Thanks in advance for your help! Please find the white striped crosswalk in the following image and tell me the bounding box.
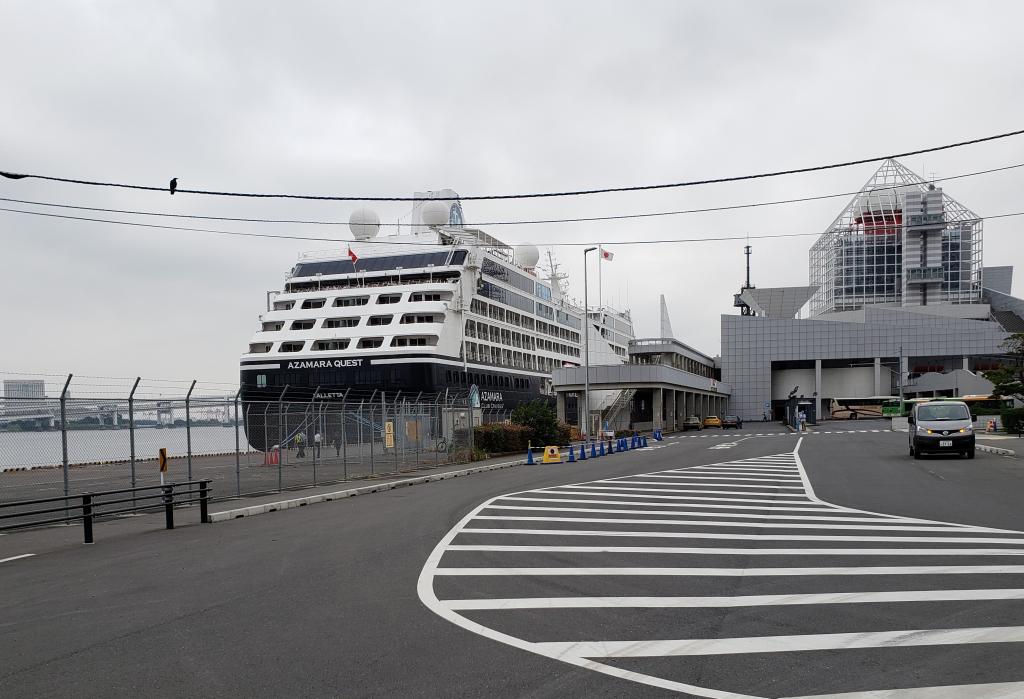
[418,439,1024,698]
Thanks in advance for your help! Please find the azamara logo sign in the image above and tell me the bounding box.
[286,359,363,369]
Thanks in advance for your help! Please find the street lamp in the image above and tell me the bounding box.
[583,247,597,438]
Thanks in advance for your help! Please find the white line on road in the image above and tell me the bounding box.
[432,564,1024,577]
[446,544,1024,556]
[441,588,1024,610]
[786,680,1024,699]
[500,496,827,510]
[458,528,1024,545]
[530,626,1024,658]
[0,553,35,564]
[470,515,1005,533]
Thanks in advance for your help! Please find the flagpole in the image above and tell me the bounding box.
[598,245,603,323]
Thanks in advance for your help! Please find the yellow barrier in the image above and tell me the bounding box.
[541,445,562,463]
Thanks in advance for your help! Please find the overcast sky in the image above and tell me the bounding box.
[3,0,1023,395]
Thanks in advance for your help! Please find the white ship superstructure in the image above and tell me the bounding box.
[240,191,631,447]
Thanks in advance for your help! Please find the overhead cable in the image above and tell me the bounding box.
[2,205,1022,248]
[2,127,1023,201]
[2,161,1022,228]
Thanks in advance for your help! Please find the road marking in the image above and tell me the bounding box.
[502,495,828,509]
[442,588,1024,610]
[788,680,1024,698]
[458,528,1024,545]
[471,515,1003,533]
[531,626,1024,658]
[433,564,1024,577]
[0,553,35,564]
[447,544,1024,556]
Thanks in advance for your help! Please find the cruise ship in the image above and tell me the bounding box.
[239,190,633,447]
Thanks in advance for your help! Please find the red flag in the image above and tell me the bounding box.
[347,246,359,265]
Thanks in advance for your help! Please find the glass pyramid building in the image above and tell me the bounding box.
[808,159,983,316]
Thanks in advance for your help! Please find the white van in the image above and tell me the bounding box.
[908,400,975,460]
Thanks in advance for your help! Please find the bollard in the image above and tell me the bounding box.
[199,480,209,524]
[163,484,175,530]
[579,443,587,461]
[82,493,94,545]
[568,447,576,463]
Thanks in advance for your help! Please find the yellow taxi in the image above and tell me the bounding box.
[702,415,722,428]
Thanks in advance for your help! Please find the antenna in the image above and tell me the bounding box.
[744,244,752,290]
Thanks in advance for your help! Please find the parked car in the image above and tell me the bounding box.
[682,416,703,431]
[909,400,975,459]
[703,415,722,428]
[721,415,743,429]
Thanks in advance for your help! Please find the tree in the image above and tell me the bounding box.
[511,400,560,445]
[984,332,1024,400]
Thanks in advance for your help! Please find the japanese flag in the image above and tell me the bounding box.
[347,246,359,265]
[600,247,614,261]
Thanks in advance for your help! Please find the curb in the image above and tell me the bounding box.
[209,458,527,522]
[977,444,1016,457]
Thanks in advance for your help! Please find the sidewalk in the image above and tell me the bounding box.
[207,453,527,522]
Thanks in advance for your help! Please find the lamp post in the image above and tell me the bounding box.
[583,247,597,438]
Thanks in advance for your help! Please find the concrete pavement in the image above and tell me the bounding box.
[2,428,1023,697]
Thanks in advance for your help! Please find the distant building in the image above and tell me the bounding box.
[3,379,45,400]
[723,159,1022,422]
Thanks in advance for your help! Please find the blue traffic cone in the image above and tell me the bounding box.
[591,442,598,458]
[567,447,576,463]
[642,435,648,447]
[579,443,587,461]
[599,441,606,456]
[526,448,535,465]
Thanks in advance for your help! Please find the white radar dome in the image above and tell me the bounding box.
[349,208,380,240]
[515,245,540,269]
[421,201,451,228]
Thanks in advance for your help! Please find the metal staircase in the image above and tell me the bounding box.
[601,388,636,430]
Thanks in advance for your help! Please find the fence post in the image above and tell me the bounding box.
[128,377,140,508]
[199,480,209,523]
[277,385,288,493]
[60,374,72,519]
[163,483,175,530]
[234,390,241,497]
[82,493,93,544]
[185,380,196,481]
[341,398,348,480]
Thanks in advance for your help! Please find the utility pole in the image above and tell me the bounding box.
[583,247,597,438]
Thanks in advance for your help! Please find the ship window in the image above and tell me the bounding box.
[248,342,272,354]
[272,300,295,311]
[279,341,304,353]
[256,374,267,388]
[261,321,284,332]
[324,317,359,328]
[313,339,351,351]
[368,315,393,326]
[391,335,436,347]
[376,294,401,304]
[400,314,440,324]
[358,337,384,349]
[301,298,326,309]
[410,292,445,302]
[334,296,369,307]
[290,319,316,331]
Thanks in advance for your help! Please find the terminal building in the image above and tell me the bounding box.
[722,159,1022,422]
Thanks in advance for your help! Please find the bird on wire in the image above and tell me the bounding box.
[169,177,177,195]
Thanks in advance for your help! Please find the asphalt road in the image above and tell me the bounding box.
[2,426,1022,698]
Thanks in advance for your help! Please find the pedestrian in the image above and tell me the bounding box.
[333,435,341,457]
[295,431,305,459]
[314,431,322,458]
[762,412,767,422]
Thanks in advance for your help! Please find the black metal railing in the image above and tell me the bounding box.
[0,480,211,544]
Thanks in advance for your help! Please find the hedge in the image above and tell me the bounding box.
[473,421,574,454]
[1001,408,1024,434]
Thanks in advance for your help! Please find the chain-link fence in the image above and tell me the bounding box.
[1,377,475,504]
